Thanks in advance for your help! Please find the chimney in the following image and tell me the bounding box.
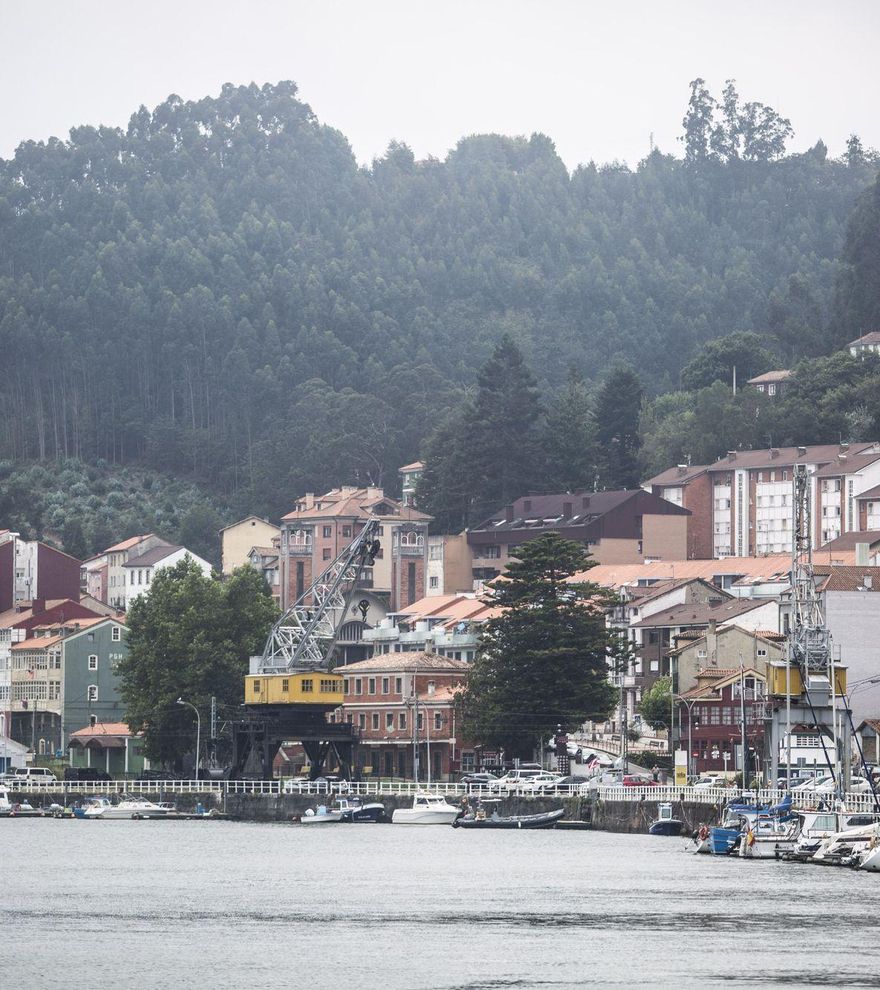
[769,448,779,459]
[840,442,850,454]
[504,504,514,523]
[677,464,688,476]
[727,451,736,462]
[797,446,806,457]
[562,501,573,520]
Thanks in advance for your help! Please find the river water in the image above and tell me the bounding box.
[2,819,879,989]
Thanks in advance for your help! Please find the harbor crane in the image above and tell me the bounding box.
[229,518,381,780]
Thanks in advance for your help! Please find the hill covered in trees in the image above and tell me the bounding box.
[1,80,878,532]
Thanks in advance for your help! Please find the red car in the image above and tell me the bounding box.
[622,774,659,787]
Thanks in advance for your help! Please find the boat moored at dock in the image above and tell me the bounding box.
[391,792,461,825]
[453,808,565,830]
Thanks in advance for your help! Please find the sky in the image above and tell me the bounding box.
[1,1,879,169]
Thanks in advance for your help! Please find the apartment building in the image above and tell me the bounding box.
[84,534,173,609]
[0,531,81,612]
[121,545,212,609]
[278,486,431,612]
[220,516,280,575]
[426,534,473,596]
[398,461,424,507]
[646,442,880,559]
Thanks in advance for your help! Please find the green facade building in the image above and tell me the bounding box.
[62,618,128,745]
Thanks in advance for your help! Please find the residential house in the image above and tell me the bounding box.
[67,722,147,776]
[85,534,173,609]
[847,331,880,358]
[426,534,474,596]
[399,461,424,507]
[746,370,792,397]
[278,486,431,612]
[338,652,470,780]
[856,719,880,767]
[666,624,786,695]
[855,489,880,533]
[220,516,281,575]
[0,530,81,611]
[61,617,128,746]
[678,667,767,777]
[362,594,501,662]
[247,545,281,602]
[0,598,103,742]
[121,545,212,609]
[466,489,691,585]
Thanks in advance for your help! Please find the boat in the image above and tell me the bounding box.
[690,824,712,854]
[391,792,461,825]
[336,797,385,823]
[301,803,344,824]
[857,839,880,872]
[0,787,42,818]
[81,796,171,819]
[648,803,683,837]
[453,808,565,830]
[811,822,880,866]
[738,812,798,859]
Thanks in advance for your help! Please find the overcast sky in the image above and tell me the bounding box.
[2,1,879,169]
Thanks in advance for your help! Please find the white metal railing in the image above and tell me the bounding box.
[595,785,880,812]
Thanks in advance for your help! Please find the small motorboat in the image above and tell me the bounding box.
[738,813,798,859]
[857,838,880,872]
[690,824,712,854]
[0,787,43,817]
[301,803,344,824]
[82,797,170,819]
[391,792,461,825]
[453,807,564,829]
[648,803,683,837]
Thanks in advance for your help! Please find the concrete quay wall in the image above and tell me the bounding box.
[591,795,720,835]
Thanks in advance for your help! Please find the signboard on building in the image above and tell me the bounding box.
[674,748,688,786]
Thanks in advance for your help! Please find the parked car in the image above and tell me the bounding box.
[459,772,498,787]
[63,767,111,782]
[12,767,57,785]
[136,769,182,782]
[534,775,583,794]
[622,774,658,788]
[693,776,726,790]
[518,772,564,792]
[487,769,545,791]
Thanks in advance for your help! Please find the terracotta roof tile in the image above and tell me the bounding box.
[338,651,470,673]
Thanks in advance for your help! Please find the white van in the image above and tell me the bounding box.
[13,767,57,785]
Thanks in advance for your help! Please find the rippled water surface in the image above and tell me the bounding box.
[2,819,879,989]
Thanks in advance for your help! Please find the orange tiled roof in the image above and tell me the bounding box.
[339,652,469,673]
[282,488,430,522]
[398,461,424,473]
[69,722,138,739]
[12,634,65,650]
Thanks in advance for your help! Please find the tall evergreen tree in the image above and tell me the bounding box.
[542,368,599,491]
[458,533,616,758]
[594,366,644,489]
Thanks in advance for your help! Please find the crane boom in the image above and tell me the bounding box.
[255,517,380,675]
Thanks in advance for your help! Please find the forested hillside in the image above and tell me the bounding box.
[1,80,878,524]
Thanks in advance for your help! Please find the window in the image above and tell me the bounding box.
[399,712,407,730]
[429,545,443,561]
[386,713,394,730]
[281,678,289,692]
[395,677,403,694]
[481,545,501,559]
[111,626,121,642]
[323,526,332,538]
[368,677,376,694]
[427,680,435,695]
[757,648,767,658]
[87,632,95,642]
[319,679,336,693]
[358,713,366,730]
[130,571,135,585]
[372,713,380,730]
[429,576,439,589]
[382,677,389,694]
[417,713,423,731]
[354,678,362,695]
[322,548,331,561]
[88,654,98,671]
[301,679,313,693]
[342,526,352,538]
[434,712,442,731]
[252,679,261,694]
[87,684,99,702]
[649,660,659,672]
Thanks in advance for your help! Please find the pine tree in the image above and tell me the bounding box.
[542,368,599,491]
[594,366,644,489]
[458,532,616,758]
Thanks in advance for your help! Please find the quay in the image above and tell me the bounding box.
[5,781,875,829]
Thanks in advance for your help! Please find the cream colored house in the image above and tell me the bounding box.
[220,517,280,575]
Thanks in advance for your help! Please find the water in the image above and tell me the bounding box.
[2,820,879,989]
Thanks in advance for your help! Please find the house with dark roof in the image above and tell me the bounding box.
[121,545,212,609]
[847,331,880,358]
[466,489,690,584]
[746,369,792,398]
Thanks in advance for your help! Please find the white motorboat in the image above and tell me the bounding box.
[857,841,880,872]
[301,803,344,824]
[812,822,880,865]
[391,792,461,825]
[0,787,41,817]
[738,813,798,859]
[82,797,170,819]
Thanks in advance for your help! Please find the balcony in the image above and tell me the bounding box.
[397,543,424,557]
[362,625,400,643]
[431,630,480,650]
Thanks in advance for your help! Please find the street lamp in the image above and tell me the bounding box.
[176,698,201,780]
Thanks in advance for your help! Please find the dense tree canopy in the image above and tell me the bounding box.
[119,559,277,768]
[0,80,877,524]
[458,533,616,757]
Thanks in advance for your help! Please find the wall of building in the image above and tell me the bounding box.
[221,518,280,574]
[0,539,13,612]
[824,591,880,723]
[642,514,688,561]
[62,621,128,744]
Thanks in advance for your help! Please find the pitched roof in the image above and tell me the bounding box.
[679,666,766,700]
[418,683,463,703]
[848,331,880,347]
[570,555,794,590]
[667,624,786,656]
[122,545,182,568]
[643,464,710,487]
[0,599,96,629]
[30,616,108,633]
[398,461,424,473]
[746,370,792,384]
[812,565,880,592]
[338,652,470,673]
[219,516,278,533]
[815,449,880,478]
[103,534,154,553]
[856,719,880,734]
[631,597,770,629]
[707,442,878,473]
[819,529,880,550]
[856,486,880,501]
[12,634,65,650]
[282,487,430,522]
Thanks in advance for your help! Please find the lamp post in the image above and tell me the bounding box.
[176,698,201,780]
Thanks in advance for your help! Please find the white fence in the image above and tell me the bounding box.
[596,785,880,813]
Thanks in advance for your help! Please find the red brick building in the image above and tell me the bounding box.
[678,667,767,778]
[337,652,470,781]
[645,464,713,559]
